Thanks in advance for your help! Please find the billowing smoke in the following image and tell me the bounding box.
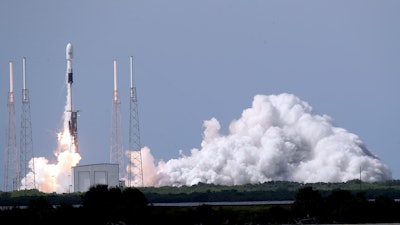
[137,93,391,186]
[20,86,81,193]
[21,90,391,191]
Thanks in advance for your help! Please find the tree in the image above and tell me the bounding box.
[291,186,324,222]
[81,184,148,224]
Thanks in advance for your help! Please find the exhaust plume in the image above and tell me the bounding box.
[21,85,81,193]
[140,93,391,186]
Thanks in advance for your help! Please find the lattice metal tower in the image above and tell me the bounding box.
[110,60,124,181]
[19,57,36,190]
[127,56,144,187]
[4,61,19,191]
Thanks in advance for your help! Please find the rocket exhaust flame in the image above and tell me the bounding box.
[20,84,81,193]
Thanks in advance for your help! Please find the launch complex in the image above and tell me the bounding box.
[3,43,143,193]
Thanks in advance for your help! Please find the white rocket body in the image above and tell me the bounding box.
[66,43,78,153]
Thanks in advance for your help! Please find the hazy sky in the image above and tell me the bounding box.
[1,0,399,188]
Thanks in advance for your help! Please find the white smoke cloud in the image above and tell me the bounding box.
[21,90,391,191]
[20,85,81,193]
[130,146,159,187]
[143,93,391,186]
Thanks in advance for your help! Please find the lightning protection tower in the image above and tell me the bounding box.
[4,61,19,191]
[19,57,36,190]
[111,60,124,182]
[127,56,144,187]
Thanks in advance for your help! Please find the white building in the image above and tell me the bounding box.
[72,163,119,192]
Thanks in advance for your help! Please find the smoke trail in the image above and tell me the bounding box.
[141,93,391,186]
[21,86,81,193]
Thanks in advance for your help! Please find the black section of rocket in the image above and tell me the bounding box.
[66,43,79,153]
[68,72,73,83]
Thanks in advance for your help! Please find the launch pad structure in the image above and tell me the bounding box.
[110,60,125,181]
[3,43,144,192]
[4,58,37,192]
[110,57,144,187]
[4,61,19,192]
[127,56,144,187]
[19,57,36,190]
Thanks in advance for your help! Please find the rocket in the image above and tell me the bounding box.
[66,42,79,153]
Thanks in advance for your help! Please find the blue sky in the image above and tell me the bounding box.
[1,0,400,187]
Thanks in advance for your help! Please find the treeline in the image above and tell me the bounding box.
[140,179,400,203]
[0,189,82,207]
[291,187,400,224]
[1,179,400,206]
[0,185,148,225]
[1,185,400,224]
[149,187,400,224]
[143,188,295,203]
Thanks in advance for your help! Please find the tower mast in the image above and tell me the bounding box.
[20,57,36,189]
[4,61,19,191]
[128,56,144,187]
[111,60,124,183]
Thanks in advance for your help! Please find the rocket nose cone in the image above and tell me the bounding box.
[66,43,73,60]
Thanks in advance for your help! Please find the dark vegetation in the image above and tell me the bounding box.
[140,179,400,203]
[0,180,400,224]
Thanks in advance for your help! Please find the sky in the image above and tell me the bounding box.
[0,1,400,190]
